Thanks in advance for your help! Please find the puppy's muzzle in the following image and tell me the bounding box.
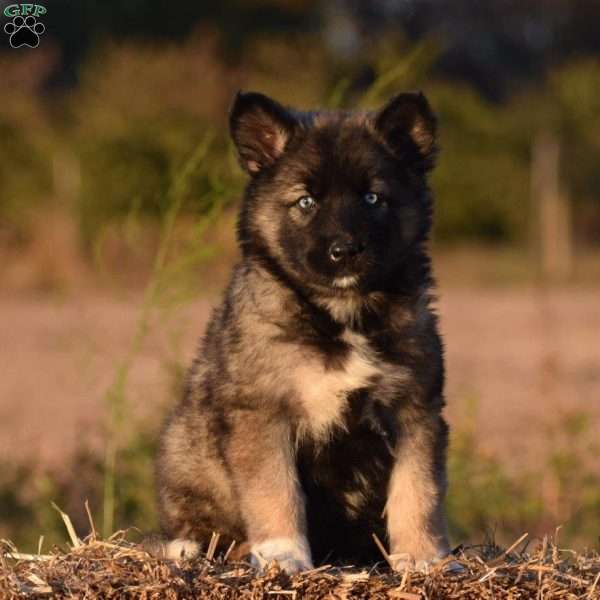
[328,238,366,263]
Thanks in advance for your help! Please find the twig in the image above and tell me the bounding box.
[3,552,53,561]
[223,540,236,563]
[85,500,97,541]
[51,502,81,548]
[372,533,394,570]
[206,532,220,561]
[587,572,600,599]
[504,532,529,557]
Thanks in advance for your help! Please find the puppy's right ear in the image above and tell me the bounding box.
[373,91,437,172]
[229,91,297,175]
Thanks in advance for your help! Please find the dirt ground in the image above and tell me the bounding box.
[0,284,598,472]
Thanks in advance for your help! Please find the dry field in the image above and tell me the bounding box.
[2,530,600,598]
[0,283,598,473]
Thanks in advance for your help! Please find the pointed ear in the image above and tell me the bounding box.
[229,91,297,174]
[373,91,437,171]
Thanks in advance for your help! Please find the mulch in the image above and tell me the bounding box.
[2,529,599,599]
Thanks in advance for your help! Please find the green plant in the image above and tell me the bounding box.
[100,134,229,537]
[447,423,542,544]
[541,411,600,546]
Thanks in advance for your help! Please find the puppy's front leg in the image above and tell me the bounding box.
[386,413,450,571]
[227,410,312,573]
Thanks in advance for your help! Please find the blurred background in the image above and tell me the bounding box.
[1,0,599,554]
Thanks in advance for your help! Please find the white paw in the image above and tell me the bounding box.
[250,537,313,573]
[389,550,444,573]
[390,552,463,574]
[390,554,435,573]
[165,538,200,560]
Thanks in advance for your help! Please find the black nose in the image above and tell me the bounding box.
[328,239,365,262]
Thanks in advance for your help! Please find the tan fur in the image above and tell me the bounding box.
[316,294,365,326]
[215,271,383,443]
[332,275,359,288]
[386,415,449,564]
[229,419,307,545]
[409,120,435,156]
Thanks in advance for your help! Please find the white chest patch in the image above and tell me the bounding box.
[292,330,382,441]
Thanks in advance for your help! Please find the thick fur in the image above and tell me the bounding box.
[155,91,451,570]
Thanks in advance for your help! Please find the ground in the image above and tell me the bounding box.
[2,533,599,599]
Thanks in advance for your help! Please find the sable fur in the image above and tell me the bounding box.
[155,90,450,570]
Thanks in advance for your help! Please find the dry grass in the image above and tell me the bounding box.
[2,529,599,599]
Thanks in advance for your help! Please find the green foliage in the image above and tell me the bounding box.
[1,38,599,251]
[77,117,241,252]
[116,426,159,533]
[0,118,52,243]
[0,464,64,550]
[543,411,600,546]
[100,136,228,537]
[0,425,160,551]
[447,418,542,543]
[427,84,531,243]
[79,131,170,249]
[447,403,600,549]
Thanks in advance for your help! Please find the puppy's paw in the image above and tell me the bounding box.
[390,552,464,574]
[390,553,436,573]
[164,538,201,560]
[250,537,313,574]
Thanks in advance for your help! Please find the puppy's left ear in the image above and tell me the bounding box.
[229,91,297,175]
[373,91,437,171]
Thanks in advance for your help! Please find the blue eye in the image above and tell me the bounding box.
[298,195,316,210]
[364,192,379,205]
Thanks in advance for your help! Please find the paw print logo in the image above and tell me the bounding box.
[4,15,45,48]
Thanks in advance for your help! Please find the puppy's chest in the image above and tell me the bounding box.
[290,330,407,441]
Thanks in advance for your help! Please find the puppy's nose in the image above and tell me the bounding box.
[328,239,365,262]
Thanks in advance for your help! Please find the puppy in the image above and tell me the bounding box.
[155,90,451,572]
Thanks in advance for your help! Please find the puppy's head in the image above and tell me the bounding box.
[230,90,437,295]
